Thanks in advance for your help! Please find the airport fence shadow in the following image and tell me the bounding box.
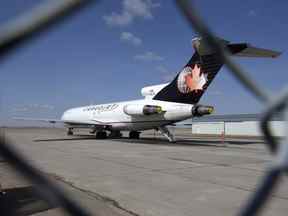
[0,186,58,215]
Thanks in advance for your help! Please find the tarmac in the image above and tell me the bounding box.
[1,127,287,216]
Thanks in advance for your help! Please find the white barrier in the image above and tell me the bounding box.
[191,121,284,137]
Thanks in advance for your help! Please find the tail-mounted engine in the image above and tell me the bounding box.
[192,105,214,117]
[124,104,165,116]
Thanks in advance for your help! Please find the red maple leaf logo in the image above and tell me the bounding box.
[184,64,206,92]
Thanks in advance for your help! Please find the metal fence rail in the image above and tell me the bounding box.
[0,0,287,215]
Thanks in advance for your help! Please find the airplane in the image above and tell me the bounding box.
[15,37,281,142]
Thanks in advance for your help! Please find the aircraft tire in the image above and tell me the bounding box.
[96,131,107,139]
[109,131,122,138]
[129,131,140,139]
[67,128,73,136]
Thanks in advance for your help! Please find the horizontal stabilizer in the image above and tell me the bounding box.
[228,43,281,58]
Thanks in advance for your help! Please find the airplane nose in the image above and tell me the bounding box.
[61,112,66,121]
[61,110,70,121]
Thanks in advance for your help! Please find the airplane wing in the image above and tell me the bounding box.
[13,117,111,128]
[13,117,63,124]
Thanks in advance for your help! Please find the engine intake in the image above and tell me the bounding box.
[192,105,214,117]
[124,104,164,116]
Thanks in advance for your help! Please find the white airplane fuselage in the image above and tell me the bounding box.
[61,99,194,131]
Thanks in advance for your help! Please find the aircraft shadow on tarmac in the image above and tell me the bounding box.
[0,186,57,215]
[34,135,97,142]
[34,134,263,147]
[111,137,263,147]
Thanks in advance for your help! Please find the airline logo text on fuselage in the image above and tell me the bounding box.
[84,104,119,113]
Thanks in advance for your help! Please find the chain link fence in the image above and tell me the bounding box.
[0,0,287,215]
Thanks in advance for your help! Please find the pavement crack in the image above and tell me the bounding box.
[167,157,266,174]
[168,157,232,167]
[151,165,210,172]
[49,173,141,216]
[168,174,288,201]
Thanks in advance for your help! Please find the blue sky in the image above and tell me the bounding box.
[1,0,288,126]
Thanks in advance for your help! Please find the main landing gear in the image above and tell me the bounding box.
[67,128,73,136]
[109,131,122,138]
[96,131,107,139]
[129,131,140,139]
[158,126,176,143]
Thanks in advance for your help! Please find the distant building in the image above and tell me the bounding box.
[178,114,284,137]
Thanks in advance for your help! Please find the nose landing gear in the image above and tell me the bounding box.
[67,128,73,136]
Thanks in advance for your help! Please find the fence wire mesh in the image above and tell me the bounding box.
[0,0,287,215]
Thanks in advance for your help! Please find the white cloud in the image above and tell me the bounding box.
[156,65,175,82]
[120,32,142,46]
[103,0,160,27]
[13,104,55,112]
[155,65,169,73]
[12,107,29,112]
[134,51,164,61]
[104,12,132,26]
[30,104,55,110]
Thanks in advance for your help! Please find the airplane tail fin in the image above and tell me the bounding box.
[153,37,281,104]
